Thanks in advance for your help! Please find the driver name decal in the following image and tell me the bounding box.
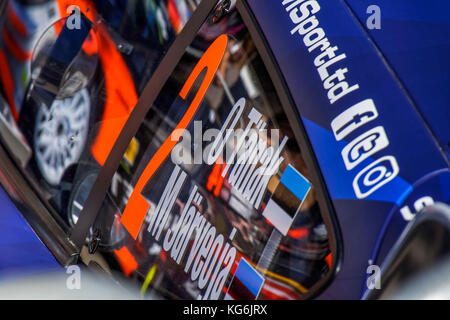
[148,165,237,300]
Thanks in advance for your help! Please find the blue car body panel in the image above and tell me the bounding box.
[345,0,450,159]
[247,0,450,299]
[0,186,59,279]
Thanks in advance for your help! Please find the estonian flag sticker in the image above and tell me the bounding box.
[262,164,311,236]
[225,258,264,300]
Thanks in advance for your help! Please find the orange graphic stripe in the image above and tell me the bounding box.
[7,4,28,37]
[2,27,31,62]
[54,0,138,166]
[114,246,138,276]
[120,35,228,239]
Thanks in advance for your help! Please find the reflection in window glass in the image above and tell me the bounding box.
[0,0,195,228]
[93,7,332,300]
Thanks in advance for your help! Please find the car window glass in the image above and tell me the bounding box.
[0,0,197,228]
[89,5,334,300]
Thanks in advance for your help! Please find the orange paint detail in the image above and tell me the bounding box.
[325,253,332,269]
[287,227,309,239]
[55,0,138,166]
[114,246,138,276]
[207,160,226,197]
[7,4,28,37]
[0,50,19,121]
[81,29,99,56]
[88,19,138,166]
[159,249,167,262]
[2,27,31,62]
[120,35,229,239]
[264,217,273,228]
[55,0,97,23]
[167,0,182,34]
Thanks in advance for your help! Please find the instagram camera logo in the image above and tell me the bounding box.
[353,155,399,199]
